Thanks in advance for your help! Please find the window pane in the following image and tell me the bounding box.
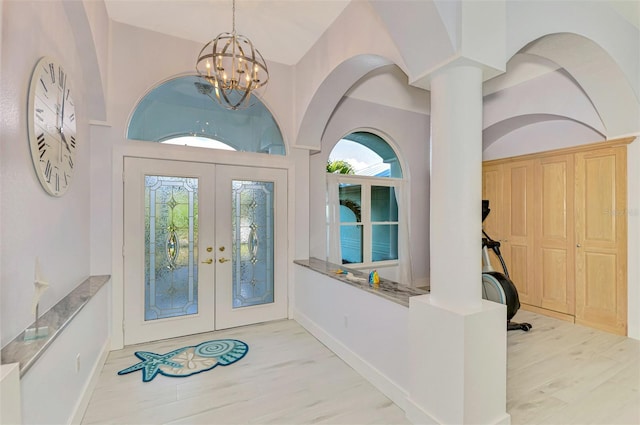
[340,224,363,264]
[339,184,362,223]
[127,75,285,155]
[371,186,398,222]
[372,224,399,261]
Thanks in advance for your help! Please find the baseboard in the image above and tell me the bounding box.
[69,337,111,425]
[405,397,511,425]
[293,309,409,412]
[519,304,575,323]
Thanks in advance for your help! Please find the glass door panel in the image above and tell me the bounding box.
[145,175,199,320]
[215,166,288,329]
[232,180,275,308]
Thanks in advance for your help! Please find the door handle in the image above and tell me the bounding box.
[201,258,213,264]
[576,244,581,248]
[218,257,230,263]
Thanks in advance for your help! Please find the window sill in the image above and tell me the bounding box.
[293,258,427,307]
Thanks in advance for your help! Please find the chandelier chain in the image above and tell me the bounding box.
[232,0,236,34]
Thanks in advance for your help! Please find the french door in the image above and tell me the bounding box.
[123,158,288,345]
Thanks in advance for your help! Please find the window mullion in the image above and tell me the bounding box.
[362,182,372,264]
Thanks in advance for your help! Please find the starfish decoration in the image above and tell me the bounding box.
[117,348,186,382]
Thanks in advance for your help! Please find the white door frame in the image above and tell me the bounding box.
[110,143,297,349]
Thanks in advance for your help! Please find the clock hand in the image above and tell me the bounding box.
[60,131,71,154]
[60,74,66,131]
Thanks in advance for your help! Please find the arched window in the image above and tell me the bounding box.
[127,75,285,155]
[327,131,407,272]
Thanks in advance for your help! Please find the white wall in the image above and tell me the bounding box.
[1,0,92,347]
[101,21,302,348]
[1,2,112,423]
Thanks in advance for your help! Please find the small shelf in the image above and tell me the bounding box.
[293,258,427,307]
[0,275,110,377]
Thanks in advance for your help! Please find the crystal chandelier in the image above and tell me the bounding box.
[196,0,269,110]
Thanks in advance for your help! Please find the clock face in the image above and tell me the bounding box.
[27,57,77,197]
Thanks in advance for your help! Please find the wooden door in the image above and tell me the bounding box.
[575,147,627,335]
[502,160,536,306]
[534,155,575,315]
[482,164,504,272]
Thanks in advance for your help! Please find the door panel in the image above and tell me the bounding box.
[502,161,535,305]
[214,165,288,330]
[482,164,503,272]
[575,147,627,335]
[124,158,215,345]
[535,155,575,314]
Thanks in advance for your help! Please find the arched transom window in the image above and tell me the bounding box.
[127,75,285,155]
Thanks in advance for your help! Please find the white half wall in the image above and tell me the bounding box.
[20,283,110,425]
[293,265,410,409]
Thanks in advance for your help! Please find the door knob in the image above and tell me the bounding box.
[219,246,226,252]
[201,258,213,264]
[576,244,581,248]
[218,257,230,263]
[206,247,213,252]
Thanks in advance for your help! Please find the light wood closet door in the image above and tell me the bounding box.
[502,160,535,306]
[535,155,575,315]
[482,164,504,272]
[575,147,627,335]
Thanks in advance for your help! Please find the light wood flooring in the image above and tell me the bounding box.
[82,310,639,424]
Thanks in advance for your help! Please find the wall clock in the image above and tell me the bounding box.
[27,56,77,197]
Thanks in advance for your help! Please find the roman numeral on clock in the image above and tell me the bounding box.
[49,63,56,84]
[37,133,47,158]
[39,78,48,93]
[70,136,76,148]
[55,172,60,192]
[44,160,52,182]
[68,156,74,169]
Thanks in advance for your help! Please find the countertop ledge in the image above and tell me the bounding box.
[294,258,427,307]
[1,275,110,377]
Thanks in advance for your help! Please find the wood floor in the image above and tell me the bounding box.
[82,310,639,424]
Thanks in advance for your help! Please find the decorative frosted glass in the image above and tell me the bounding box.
[372,224,399,261]
[232,180,274,308]
[145,175,198,320]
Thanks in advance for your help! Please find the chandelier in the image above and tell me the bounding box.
[196,0,269,110]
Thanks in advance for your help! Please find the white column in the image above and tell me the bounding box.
[429,64,483,309]
[406,64,510,425]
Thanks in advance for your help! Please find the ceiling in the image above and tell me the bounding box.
[104,0,638,108]
[104,0,639,68]
[104,0,350,66]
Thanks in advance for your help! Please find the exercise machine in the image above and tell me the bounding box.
[482,200,532,332]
